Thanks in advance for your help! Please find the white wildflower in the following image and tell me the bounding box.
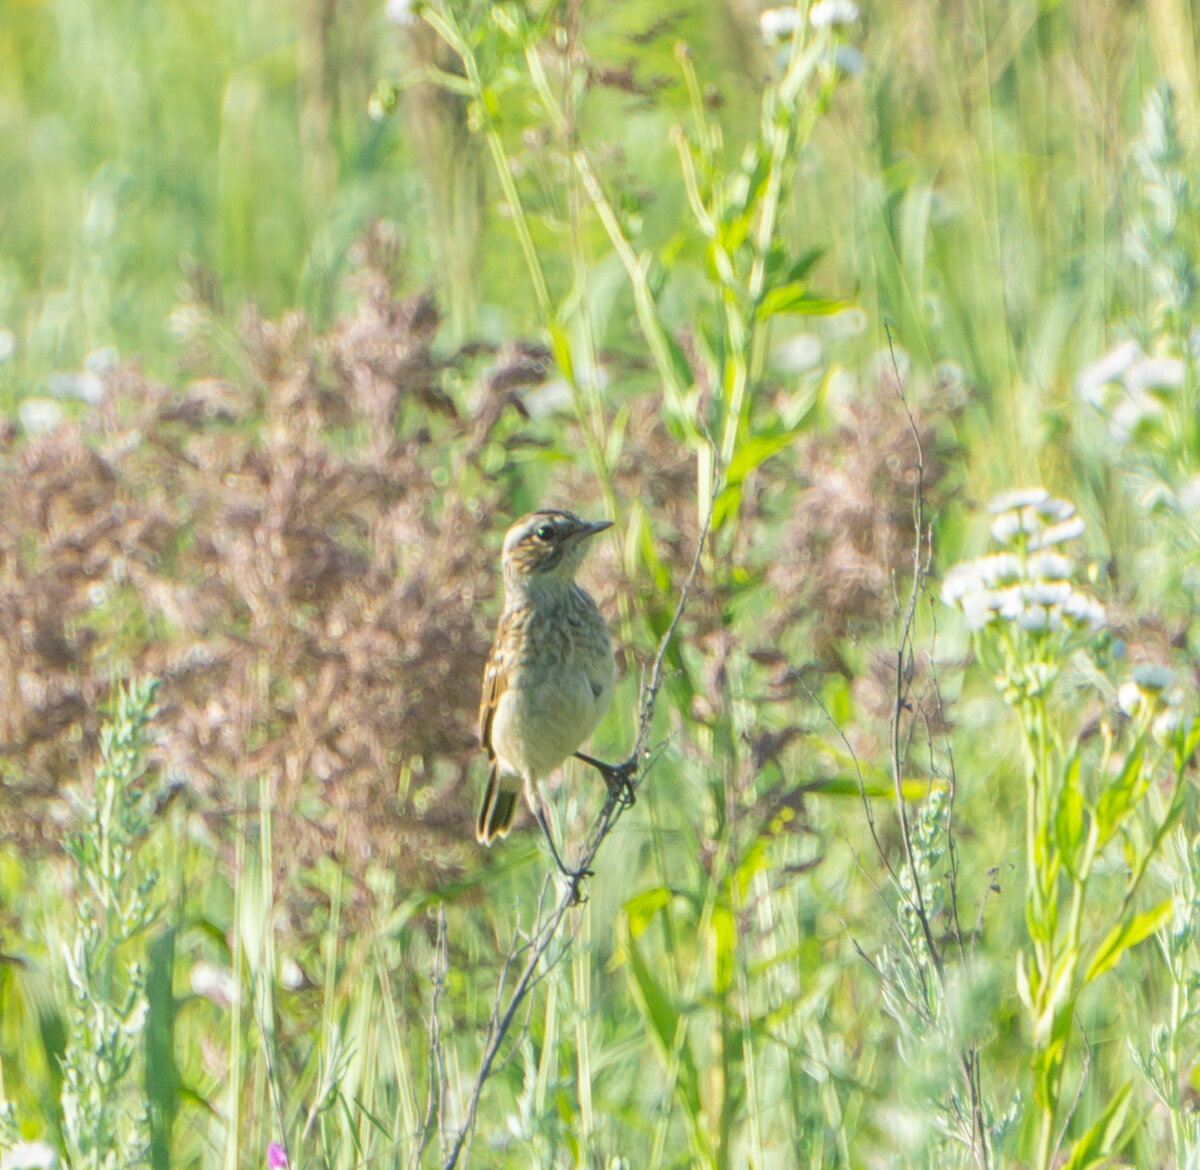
[1023,581,1072,607]
[1177,474,1200,512]
[84,345,118,373]
[17,398,64,435]
[1026,551,1073,581]
[1,1143,57,1170]
[944,489,1103,640]
[989,510,1024,543]
[1028,515,1086,549]
[988,487,1049,513]
[935,359,965,394]
[1018,605,1060,633]
[1109,392,1162,441]
[1141,481,1180,514]
[941,562,982,605]
[280,957,307,991]
[1062,591,1105,631]
[994,586,1024,622]
[960,589,999,630]
[1118,681,1145,717]
[190,960,238,1008]
[1076,339,1140,398]
[1125,355,1185,394]
[991,503,1060,544]
[48,370,105,405]
[1032,496,1076,522]
[760,6,803,39]
[774,332,823,373]
[809,0,860,27]
[1153,707,1186,743]
[975,552,1023,586]
[384,0,416,24]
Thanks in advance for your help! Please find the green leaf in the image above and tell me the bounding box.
[1060,1080,1133,1170]
[664,332,695,398]
[731,146,769,215]
[806,745,946,800]
[1033,1035,1067,1110]
[735,837,772,893]
[604,403,630,469]
[710,904,736,995]
[623,886,673,938]
[765,245,827,290]
[809,775,946,800]
[618,911,704,1129]
[717,212,753,261]
[783,246,826,284]
[1054,753,1086,877]
[1084,899,1173,982]
[1015,951,1034,1012]
[547,320,574,386]
[712,424,811,530]
[1181,717,1200,763]
[1033,950,1078,1047]
[724,428,802,487]
[755,282,845,320]
[1095,736,1147,843]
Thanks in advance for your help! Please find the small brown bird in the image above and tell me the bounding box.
[477,509,616,866]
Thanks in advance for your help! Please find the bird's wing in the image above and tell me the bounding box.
[478,613,517,757]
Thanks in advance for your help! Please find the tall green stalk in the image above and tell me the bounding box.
[944,490,1195,1168]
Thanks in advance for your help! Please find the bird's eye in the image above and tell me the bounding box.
[534,524,555,542]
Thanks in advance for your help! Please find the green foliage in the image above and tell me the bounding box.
[4,2,1200,1169]
[59,678,163,1170]
[945,493,1198,1170]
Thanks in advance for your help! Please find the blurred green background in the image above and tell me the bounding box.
[3,1,1200,1168]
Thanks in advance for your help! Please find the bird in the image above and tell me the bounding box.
[476,508,623,874]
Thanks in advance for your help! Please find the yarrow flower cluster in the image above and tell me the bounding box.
[759,6,802,39]
[1118,663,1191,744]
[809,0,860,27]
[941,489,1104,635]
[0,1142,58,1170]
[759,0,859,42]
[1076,337,1188,442]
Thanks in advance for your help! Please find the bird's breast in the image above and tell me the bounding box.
[489,590,614,780]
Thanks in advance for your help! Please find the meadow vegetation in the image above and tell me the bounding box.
[2,1,1200,1167]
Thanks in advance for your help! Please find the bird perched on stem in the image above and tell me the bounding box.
[477,509,632,877]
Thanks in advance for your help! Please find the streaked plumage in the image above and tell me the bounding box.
[476,509,615,845]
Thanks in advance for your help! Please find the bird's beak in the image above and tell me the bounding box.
[571,518,613,542]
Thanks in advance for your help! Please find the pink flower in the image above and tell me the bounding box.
[267,1143,289,1170]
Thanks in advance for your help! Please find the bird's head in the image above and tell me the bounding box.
[501,509,611,594]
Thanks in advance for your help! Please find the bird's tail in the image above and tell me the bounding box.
[476,766,519,845]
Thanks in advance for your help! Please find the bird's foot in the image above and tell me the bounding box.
[535,806,593,899]
[574,751,639,808]
[561,863,594,905]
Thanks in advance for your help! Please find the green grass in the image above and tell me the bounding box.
[3,0,1200,1168]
